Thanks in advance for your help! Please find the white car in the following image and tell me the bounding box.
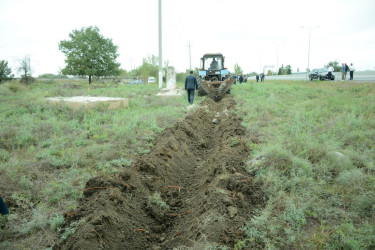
[147,77,156,83]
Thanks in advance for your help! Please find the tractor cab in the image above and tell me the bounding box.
[199,53,229,81]
[203,55,223,70]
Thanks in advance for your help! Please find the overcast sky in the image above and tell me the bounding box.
[1,0,375,76]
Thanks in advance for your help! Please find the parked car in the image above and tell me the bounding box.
[129,79,144,84]
[309,68,335,81]
[147,77,156,84]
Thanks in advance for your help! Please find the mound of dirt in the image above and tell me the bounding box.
[58,96,264,249]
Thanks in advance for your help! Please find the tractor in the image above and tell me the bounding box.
[197,53,234,102]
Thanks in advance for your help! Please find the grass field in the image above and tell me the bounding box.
[234,80,375,249]
[1,79,374,249]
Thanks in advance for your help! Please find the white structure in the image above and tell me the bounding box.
[46,96,129,109]
[156,66,183,97]
[166,66,176,90]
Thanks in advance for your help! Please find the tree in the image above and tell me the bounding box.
[18,55,33,84]
[0,60,14,83]
[38,73,68,79]
[117,68,129,78]
[277,64,292,75]
[324,60,341,72]
[285,65,292,74]
[234,63,243,75]
[135,55,159,78]
[59,26,120,84]
[266,70,272,76]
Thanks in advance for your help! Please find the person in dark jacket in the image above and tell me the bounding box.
[260,73,265,82]
[238,73,244,84]
[256,75,259,82]
[185,71,198,104]
[0,196,9,215]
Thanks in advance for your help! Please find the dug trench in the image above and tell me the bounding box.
[57,95,264,249]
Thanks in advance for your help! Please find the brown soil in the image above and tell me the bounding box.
[57,95,264,249]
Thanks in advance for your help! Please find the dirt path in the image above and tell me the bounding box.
[59,96,264,249]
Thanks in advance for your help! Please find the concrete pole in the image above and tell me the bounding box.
[158,0,163,89]
[301,26,318,77]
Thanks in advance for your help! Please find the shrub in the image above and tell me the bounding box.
[20,206,49,235]
[324,151,353,176]
[262,145,294,175]
[327,222,375,249]
[49,214,65,230]
[148,192,169,209]
[0,149,10,162]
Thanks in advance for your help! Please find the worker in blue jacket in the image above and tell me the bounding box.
[0,196,9,215]
[185,70,198,104]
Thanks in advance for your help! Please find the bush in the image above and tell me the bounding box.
[327,222,375,249]
[20,75,35,84]
[148,192,169,209]
[49,214,65,230]
[0,149,10,162]
[7,83,25,93]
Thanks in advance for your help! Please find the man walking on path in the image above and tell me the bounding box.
[349,63,355,80]
[185,71,198,104]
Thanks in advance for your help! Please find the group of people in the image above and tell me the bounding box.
[256,73,265,82]
[341,63,355,80]
[232,73,248,84]
[330,62,355,80]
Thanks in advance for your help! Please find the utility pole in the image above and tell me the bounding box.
[301,26,318,77]
[158,0,163,89]
[188,42,192,70]
[276,45,279,75]
[130,58,133,77]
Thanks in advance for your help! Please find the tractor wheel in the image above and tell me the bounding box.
[197,77,207,96]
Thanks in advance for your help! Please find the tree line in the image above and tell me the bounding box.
[0,25,347,84]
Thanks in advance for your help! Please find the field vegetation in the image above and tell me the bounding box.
[0,79,190,248]
[234,80,375,249]
[1,79,374,249]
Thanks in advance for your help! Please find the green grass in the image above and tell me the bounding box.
[1,79,374,249]
[233,80,375,249]
[0,79,193,247]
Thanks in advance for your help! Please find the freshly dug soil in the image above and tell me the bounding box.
[58,96,264,249]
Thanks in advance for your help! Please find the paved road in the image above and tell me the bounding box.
[254,71,375,81]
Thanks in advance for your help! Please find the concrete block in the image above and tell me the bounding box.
[46,96,129,109]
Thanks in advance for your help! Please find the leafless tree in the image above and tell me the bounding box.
[18,55,33,84]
